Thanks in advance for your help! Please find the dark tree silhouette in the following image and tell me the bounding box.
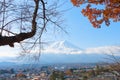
[0,0,40,47]
[0,0,39,47]
[0,0,64,49]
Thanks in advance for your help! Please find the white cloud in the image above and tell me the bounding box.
[1,41,120,57]
[42,45,120,56]
[83,46,120,55]
[0,46,18,57]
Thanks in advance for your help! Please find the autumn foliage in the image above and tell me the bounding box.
[71,0,120,28]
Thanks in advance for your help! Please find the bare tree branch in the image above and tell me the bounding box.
[0,0,39,47]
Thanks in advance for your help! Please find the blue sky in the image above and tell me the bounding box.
[0,0,120,58]
[52,0,120,48]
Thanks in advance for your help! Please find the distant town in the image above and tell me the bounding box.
[0,63,120,80]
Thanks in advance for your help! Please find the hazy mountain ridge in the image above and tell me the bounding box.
[39,53,106,64]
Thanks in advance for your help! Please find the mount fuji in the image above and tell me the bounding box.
[39,40,120,64]
[0,40,120,64]
[42,40,82,54]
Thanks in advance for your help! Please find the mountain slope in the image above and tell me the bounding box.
[39,40,120,64]
[42,40,83,54]
[42,40,120,55]
[0,40,120,64]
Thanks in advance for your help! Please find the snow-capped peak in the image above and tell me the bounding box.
[49,40,80,50]
[42,40,82,54]
[42,40,120,56]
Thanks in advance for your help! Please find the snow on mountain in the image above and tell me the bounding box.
[39,41,120,63]
[42,40,82,54]
[0,40,119,63]
[42,40,120,55]
[49,40,80,49]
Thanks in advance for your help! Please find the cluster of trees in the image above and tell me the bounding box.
[50,70,64,80]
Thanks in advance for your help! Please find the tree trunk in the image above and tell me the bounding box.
[0,0,39,47]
